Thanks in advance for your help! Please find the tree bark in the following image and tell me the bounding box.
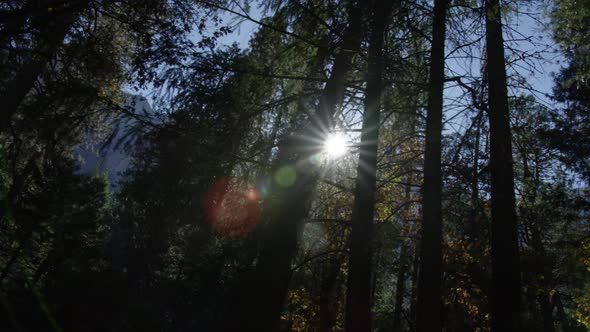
[485,0,523,329]
[224,2,367,331]
[345,0,394,331]
[415,0,448,330]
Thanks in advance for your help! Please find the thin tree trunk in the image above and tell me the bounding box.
[522,155,556,332]
[319,254,342,332]
[470,112,482,242]
[485,0,522,329]
[467,110,492,314]
[224,2,367,330]
[345,0,394,330]
[392,242,408,332]
[415,0,448,330]
[0,0,84,131]
[539,285,556,332]
[409,239,420,330]
[392,179,413,331]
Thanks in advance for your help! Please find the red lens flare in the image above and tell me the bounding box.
[205,177,262,236]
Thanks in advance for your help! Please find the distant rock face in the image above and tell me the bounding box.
[77,95,153,190]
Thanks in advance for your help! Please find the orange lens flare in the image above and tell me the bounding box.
[206,177,262,236]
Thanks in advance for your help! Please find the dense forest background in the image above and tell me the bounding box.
[0,0,589,331]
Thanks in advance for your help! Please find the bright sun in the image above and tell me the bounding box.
[323,132,348,158]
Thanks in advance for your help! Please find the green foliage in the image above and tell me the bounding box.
[547,0,590,179]
[0,0,588,331]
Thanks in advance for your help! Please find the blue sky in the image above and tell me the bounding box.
[136,1,563,134]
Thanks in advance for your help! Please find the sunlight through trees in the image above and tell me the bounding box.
[0,0,588,331]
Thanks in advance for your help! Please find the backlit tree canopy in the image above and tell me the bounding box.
[0,0,589,331]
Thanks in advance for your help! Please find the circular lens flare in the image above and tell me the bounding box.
[206,177,262,237]
[323,132,348,158]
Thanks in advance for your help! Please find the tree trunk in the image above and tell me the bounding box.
[470,112,483,243]
[392,179,413,331]
[522,155,556,332]
[392,242,408,332]
[485,0,523,329]
[0,0,84,132]
[319,254,343,332]
[345,0,394,331]
[534,209,556,332]
[539,289,556,332]
[415,0,448,330]
[467,111,492,321]
[409,239,420,330]
[224,2,367,331]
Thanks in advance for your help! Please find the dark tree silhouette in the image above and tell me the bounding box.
[345,0,396,330]
[485,0,523,329]
[416,0,448,330]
